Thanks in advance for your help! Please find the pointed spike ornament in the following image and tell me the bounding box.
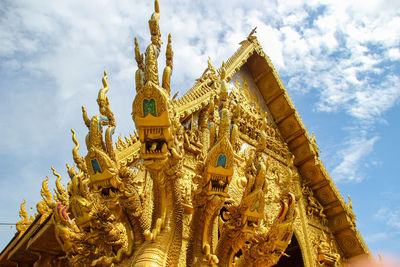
[97,71,109,112]
[135,37,145,91]
[162,33,173,95]
[52,166,69,205]
[97,71,116,127]
[82,106,90,128]
[217,61,231,140]
[145,0,162,85]
[71,129,87,172]
[220,61,228,101]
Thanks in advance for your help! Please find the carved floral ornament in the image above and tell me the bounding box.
[8,1,362,266]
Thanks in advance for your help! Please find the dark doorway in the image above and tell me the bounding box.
[273,234,304,267]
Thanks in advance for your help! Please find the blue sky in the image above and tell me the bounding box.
[0,0,399,257]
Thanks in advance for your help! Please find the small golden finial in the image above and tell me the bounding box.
[240,27,257,45]
[166,33,173,67]
[135,37,143,66]
[36,175,54,221]
[97,71,109,114]
[220,61,228,102]
[208,57,216,74]
[71,129,80,161]
[95,71,115,126]
[102,70,108,89]
[347,195,353,210]
[145,0,162,85]
[16,199,32,236]
[311,132,320,157]
[155,0,160,13]
[218,61,230,140]
[149,0,161,47]
[19,200,27,217]
[71,129,86,172]
[40,176,52,203]
[220,61,226,80]
[66,163,76,179]
[247,27,257,40]
[81,106,90,128]
[162,33,173,94]
[52,166,69,205]
[135,37,145,91]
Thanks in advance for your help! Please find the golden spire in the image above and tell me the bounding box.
[217,62,230,140]
[162,33,173,94]
[135,37,143,65]
[165,33,173,67]
[135,37,145,91]
[144,0,162,85]
[148,0,161,43]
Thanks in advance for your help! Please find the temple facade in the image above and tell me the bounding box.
[0,1,369,266]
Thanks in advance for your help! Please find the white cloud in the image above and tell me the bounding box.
[375,207,400,231]
[388,48,400,60]
[332,135,379,182]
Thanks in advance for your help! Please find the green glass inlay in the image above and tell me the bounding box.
[91,159,102,174]
[217,155,226,168]
[143,99,156,116]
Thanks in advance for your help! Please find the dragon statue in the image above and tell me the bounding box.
[29,1,301,266]
[234,193,297,267]
[186,67,235,267]
[129,1,184,265]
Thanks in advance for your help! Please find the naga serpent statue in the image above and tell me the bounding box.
[46,1,299,266]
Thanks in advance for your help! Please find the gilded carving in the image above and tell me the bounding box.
[9,1,366,266]
[16,199,34,237]
[312,231,340,266]
[36,176,55,223]
[303,185,328,225]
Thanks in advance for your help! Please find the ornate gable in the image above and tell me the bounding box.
[0,2,369,266]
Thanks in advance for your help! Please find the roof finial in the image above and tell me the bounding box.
[247,26,257,40]
[145,0,162,85]
[97,71,109,114]
[162,33,173,94]
[97,71,115,126]
[135,38,144,68]
[148,0,161,47]
[135,37,145,91]
[240,26,257,45]
[166,33,173,68]
[220,61,228,102]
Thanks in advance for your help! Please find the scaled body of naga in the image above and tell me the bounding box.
[130,1,185,265]
[235,193,297,267]
[49,1,298,266]
[186,65,235,267]
[215,134,267,266]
